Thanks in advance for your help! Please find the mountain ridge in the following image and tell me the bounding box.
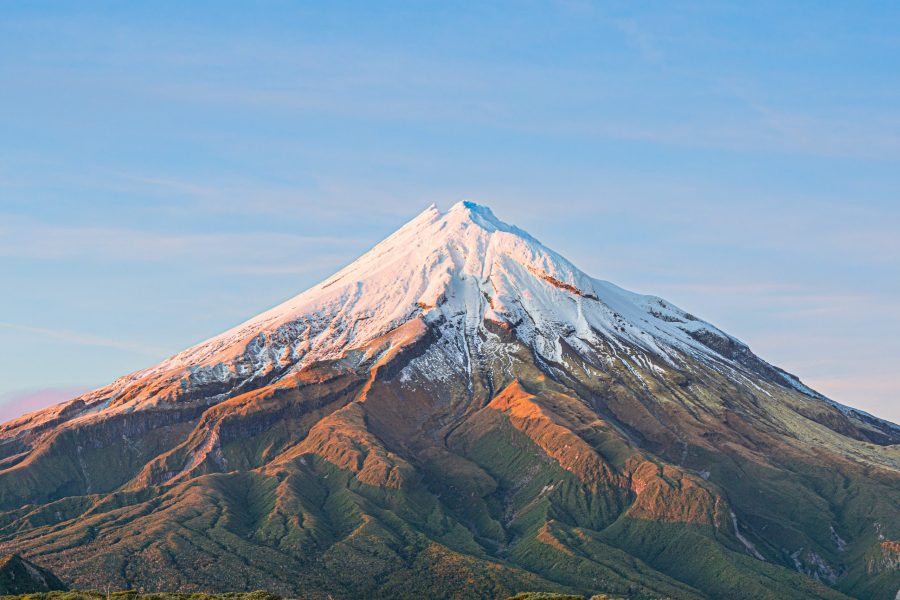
[7,201,894,436]
[0,202,897,599]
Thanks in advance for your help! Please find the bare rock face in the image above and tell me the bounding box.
[0,202,898,600]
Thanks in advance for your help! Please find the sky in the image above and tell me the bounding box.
[1,1,898,424]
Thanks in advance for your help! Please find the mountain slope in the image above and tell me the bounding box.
[0,202,897,599]
[0,554,66,594]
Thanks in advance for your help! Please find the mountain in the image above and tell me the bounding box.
[0,202,898,599]
[0,554,66,594]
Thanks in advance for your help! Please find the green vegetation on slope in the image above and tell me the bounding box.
[1,335,898,599]
[0,555,67,595]
[0,592,280,600]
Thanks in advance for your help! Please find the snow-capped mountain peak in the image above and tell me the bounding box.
[51,202,806,415]
[7,201,859,431]
[3,203,898,600]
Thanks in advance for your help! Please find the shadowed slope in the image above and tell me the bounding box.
[0,554,66,594]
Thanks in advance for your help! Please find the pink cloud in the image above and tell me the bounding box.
[0,387,90,423]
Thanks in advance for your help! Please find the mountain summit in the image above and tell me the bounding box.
[1,203,898,599]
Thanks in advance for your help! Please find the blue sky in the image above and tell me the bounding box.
[1,1,899,423]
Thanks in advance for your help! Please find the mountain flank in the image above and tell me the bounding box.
[0,554,66,595]
[0,202,897,599]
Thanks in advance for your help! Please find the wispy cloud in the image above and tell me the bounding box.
[0,322,166,356]
[9,9,898,164]
[805,374,900,424]
[612,18,665,63]
[0,386,92,422]
[651,282,805,296]
[0,2,897,425]
[221,255,353,276]
[651,279,900,324]
[807,374,900,396]
[128,55,900,162]
[0,214,365,266]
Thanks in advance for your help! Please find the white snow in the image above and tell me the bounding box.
[151,199,786,387]
[4,201,847,428]
[731,511,765,560]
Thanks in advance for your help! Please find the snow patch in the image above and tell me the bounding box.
[731,511,765,560]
